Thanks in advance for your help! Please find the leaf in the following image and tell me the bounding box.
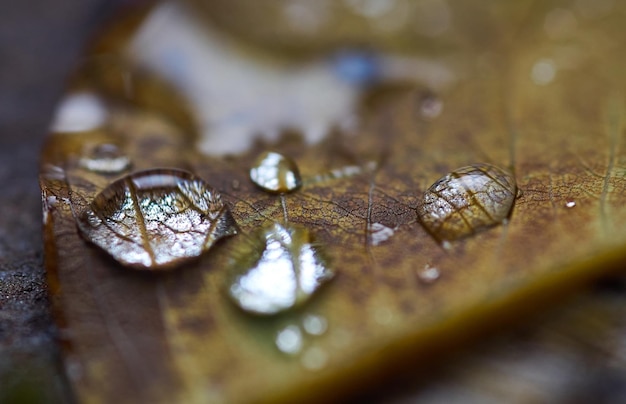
[40,1,626,403]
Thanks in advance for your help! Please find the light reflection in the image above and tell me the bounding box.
[275,325,303,355]
[50,92,108,133]
[249,151,302,193]
[228,223,333,315]
[531,58,557,86]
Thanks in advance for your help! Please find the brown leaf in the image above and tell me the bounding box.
[40,1,626,403]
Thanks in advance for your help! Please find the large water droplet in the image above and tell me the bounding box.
[250,151,302,193]
[79,143,131,174]
[417,163,517,242]
[77,168,238,269]
[228,223,333,315]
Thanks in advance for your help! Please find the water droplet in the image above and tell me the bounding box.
[228,223,334,315]
[418,265,440,284]
[417,163,517,242]
[565,200,576,208]
[275,325,303,355]
[250,151,302,193]
[531,58,557,86]
[79,143,131,174]
[368,222,395,246]
[301,346,328,371]
[418,92,444,119]
[302,314,328,336]
[77,169,238,270]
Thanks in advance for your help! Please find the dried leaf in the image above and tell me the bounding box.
[40,1,626,403]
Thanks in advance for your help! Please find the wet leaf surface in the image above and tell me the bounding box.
[39,0,626,402]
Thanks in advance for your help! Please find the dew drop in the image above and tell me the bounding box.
[418,264,440,284]
[418,92,444,120]
[228,223,334,315]
[302,314,328,336]
[76,168,238,270]
[565,200,576,208]
[417,163,517,242]
[275,325,303,355]
[79,143,131,174]
[250,151,302,193]
[368,222,395,246]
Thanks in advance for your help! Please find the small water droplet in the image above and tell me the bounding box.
[275,325,303,355]
[418,265,440,284]
[418,92,444,119]
[77,169,238,269]
[79,143,131,174]
[228,223,334,315]
[302,314,328,336]
[531,58,557,86]
[250,151,302,193]
[565,200,576,208]
[301,346,328,371]
[417,163,517,242]
[368,222,395,246]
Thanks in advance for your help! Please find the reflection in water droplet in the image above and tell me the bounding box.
[565,200,576,208]
[302,314,328,336]
[417,163,517,242]
[50,92,108,133]
[301,346,329,371]
[531,58,557,86]
[79,144,131,174]
[275,325,303,355]
[250,151,302,193]
[368,222,395,246]
[418,265,440,284]
[228,223,333,315]
[77,169,238,269]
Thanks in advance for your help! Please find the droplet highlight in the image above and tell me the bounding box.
[565,200,576,208]
[250,151,302,193]
[417,163,517,242]
[275,325,304,355]
[79,143,131,174]
[368,222,395,246]
[77,168,238,269]
[228,223,334,315]
[418,265,440,284]
[302,314,328,336]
